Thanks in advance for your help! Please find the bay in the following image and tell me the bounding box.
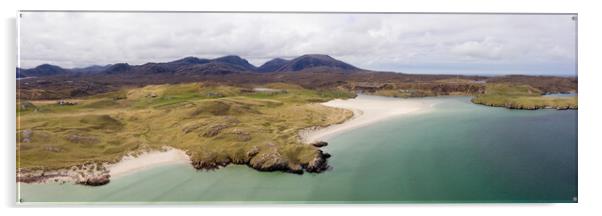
[18,96,577,203]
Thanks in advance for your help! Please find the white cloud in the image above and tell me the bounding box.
[451,37,508,60]
[18,12,577,75]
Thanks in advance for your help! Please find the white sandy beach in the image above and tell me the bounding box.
[299,94,437,143]
[107,147,190,178]
[17,147,192,184]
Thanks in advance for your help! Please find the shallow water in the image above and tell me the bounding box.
[18,96,577,203]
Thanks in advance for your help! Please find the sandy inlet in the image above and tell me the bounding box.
[299,94,436,143]
[107,147,191,178]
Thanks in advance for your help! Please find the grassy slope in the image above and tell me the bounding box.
[471,83,577,110]
[17,82,354,172]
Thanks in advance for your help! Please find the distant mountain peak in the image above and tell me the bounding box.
[257,58,290,72]
[35,64,64,70]
[275,54,359,72]
[215,55,244,60]
[169,56,210,65]
[300,54,334,59]
[70,64,113,74]
[268,57,287,62]
[105,63,131,74]
[212,55,257,71]
[18,64,67,77]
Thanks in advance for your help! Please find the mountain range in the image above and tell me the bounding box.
[17,54,362,78]
[17,53,577,101]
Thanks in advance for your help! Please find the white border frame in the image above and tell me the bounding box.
[3,0,601,215]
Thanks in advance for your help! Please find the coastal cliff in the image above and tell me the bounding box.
[189,142,331,175]
[17,143,332,186]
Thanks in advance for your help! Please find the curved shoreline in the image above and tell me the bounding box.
[299,94,436,144]
[17,147,191,185]
[107,147,191,179]
[18,95,436,186]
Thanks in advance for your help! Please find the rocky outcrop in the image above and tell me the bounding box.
[17,162,111,186]
[17,169,69,183]
[203,124,229,137]
[190,150,231,170]
[311,141,328,148]
[246,146,260,157]
[189,144,332,175]
[191,159,231,170]
[304,150,330,173]
[78,174,110,186]
[248,148,291,172]
[232,128,252,141]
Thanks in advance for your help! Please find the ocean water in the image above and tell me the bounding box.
[18,97,577,203]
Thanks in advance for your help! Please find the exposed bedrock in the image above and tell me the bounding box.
[190,146,331,175]
[17,162,111,186]
[78,174,111,186]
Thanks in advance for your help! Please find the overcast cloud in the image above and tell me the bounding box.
[18,12,577,75]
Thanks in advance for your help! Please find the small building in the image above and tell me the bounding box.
[57,100,77,105]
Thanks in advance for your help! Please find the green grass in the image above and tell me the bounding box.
[17,82,354,171]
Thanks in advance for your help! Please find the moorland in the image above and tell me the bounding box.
[16,54,577,185]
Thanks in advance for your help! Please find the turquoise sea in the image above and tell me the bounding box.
[18,96,577,203]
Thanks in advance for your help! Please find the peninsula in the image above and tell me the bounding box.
[17,54,577,186]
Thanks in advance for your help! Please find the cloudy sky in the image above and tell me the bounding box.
[19,12,577,75]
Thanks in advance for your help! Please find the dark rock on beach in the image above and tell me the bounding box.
[79,174,111,186]
[311,141,328,147]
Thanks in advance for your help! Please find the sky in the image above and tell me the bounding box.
[18,12,577,76]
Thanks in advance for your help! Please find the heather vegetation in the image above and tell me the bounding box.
[16,54,578,183]
[17,82,354,173]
